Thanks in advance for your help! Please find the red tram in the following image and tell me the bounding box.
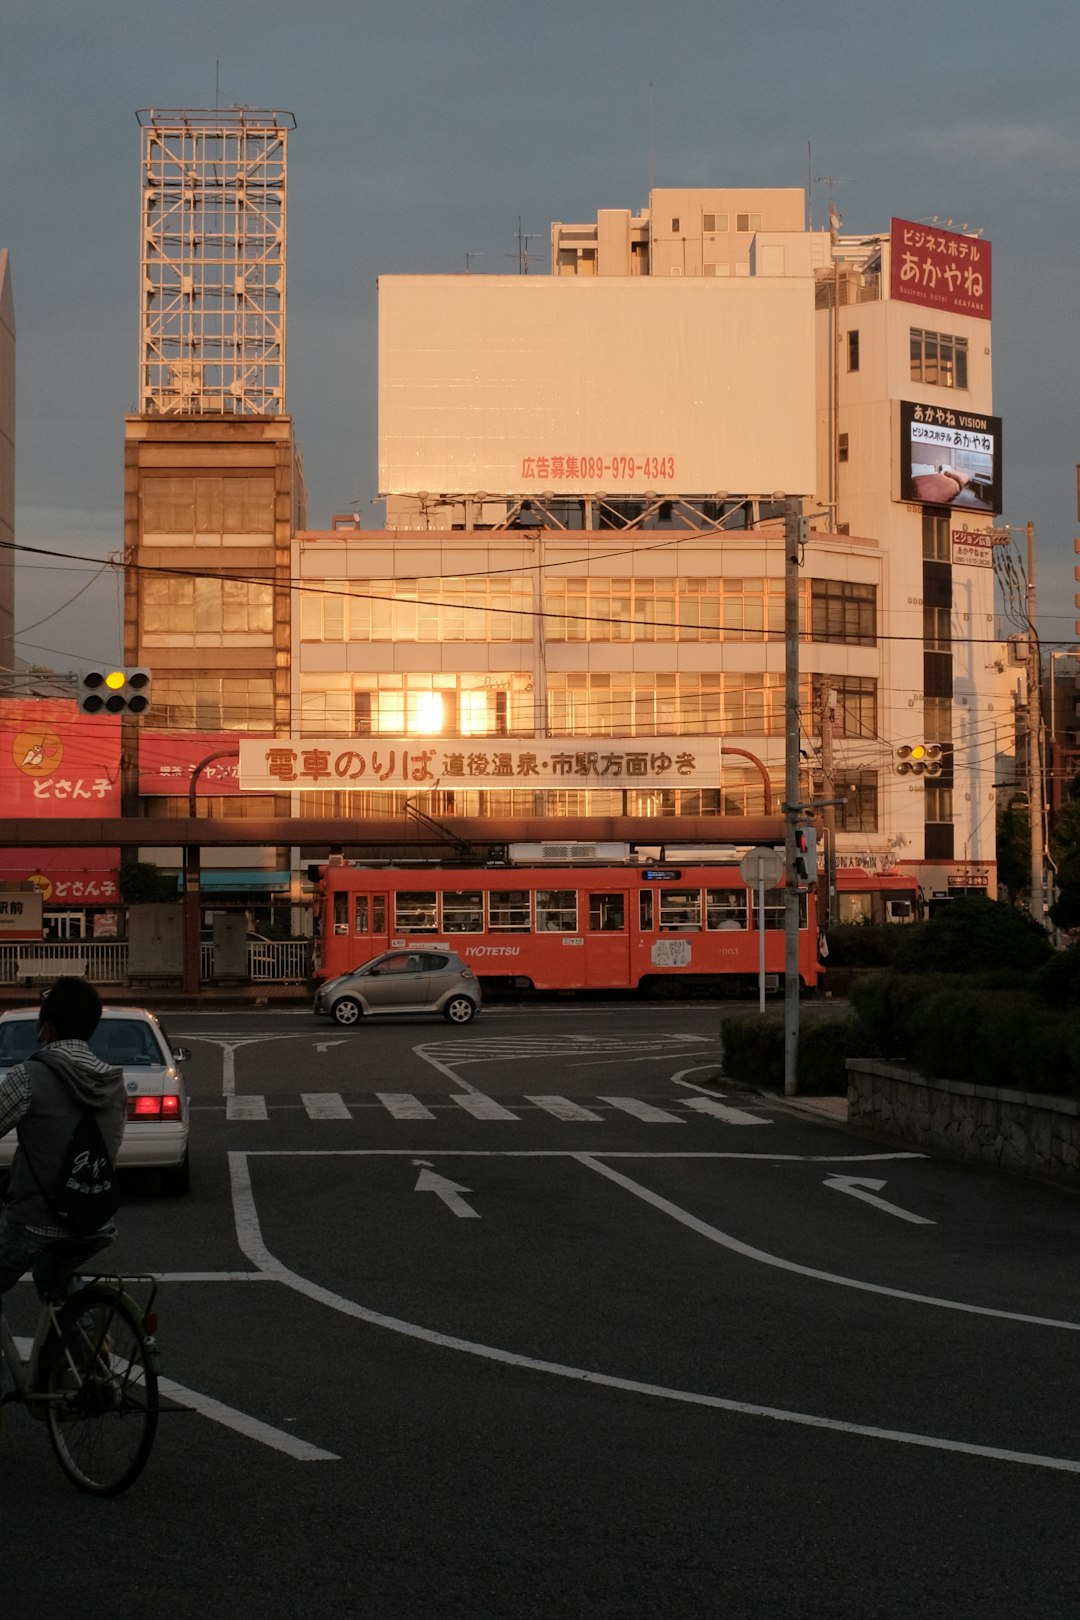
[312,860,821,995]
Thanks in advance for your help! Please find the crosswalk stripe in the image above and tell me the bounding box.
[302,1092,351,1120]
[599,1096,685,1124]
[377,1092,436,1120]
[682,1097,771,1126]
[227,1096,268,1121]
[451,1093,520,1121]
[526,1095,604,1122]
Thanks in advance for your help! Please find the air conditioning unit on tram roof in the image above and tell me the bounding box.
[508,841,631,865]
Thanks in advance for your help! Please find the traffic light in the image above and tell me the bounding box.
[78,667,152,716]
[794,825,817,887]
[895,743,943,777]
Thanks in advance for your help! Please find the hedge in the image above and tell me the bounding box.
[721,1012,861,1096]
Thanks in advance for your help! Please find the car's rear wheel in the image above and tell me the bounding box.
[443,996,476,1025]
[332,997,363,1026]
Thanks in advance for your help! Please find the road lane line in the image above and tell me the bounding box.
[226,1154,1080,1477]
[377,1092,436,1120]
[526,1096,604,1122]
[451,1093,520,1121]
[574,1154,1080,1331]
[302,1093,351,1120]
[227,1096,268,1121]
[600,1097,685,1123]
[682,1097,770,1126]
[155,1374,340,1461]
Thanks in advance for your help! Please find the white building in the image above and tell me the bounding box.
[289,188,1004,916]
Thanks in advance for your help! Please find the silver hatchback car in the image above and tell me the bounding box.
[314,948,482,1026]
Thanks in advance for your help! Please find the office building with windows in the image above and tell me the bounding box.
[286,188,1003,913]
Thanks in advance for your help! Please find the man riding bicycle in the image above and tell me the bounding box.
[0,977,126,1310]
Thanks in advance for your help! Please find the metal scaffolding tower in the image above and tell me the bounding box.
[136,108,294,416]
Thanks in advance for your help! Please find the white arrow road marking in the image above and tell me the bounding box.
[824,1175,935,1225]
[12,1336,338,1462]
[315,1041,348,1054]
[414,1168,480,1218]
[227,1154,1080,1477]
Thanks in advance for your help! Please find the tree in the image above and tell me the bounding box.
[995,801,1031,900]
[119,861,178,905]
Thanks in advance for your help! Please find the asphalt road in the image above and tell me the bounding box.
[5,1001,1080,1619]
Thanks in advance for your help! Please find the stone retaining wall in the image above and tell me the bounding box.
[847,1060,1080,1188]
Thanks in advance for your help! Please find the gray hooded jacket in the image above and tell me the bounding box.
[7,1044,126,1232]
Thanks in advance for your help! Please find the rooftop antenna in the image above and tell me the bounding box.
[815,172,842,234]
[647,82,655,198]
[507,218,540,275]
[465,251,484,273]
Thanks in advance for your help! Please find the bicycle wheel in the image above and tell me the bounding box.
[45,1286,159,1495]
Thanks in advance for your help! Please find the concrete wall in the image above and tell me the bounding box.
[848,1059,1080,1188]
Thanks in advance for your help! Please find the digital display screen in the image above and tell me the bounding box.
[898,400,1002,515]
[642,869,682,882]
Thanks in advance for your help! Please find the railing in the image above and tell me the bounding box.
[0,943,129,985]
[0,940,311,986]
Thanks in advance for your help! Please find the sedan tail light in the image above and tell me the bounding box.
[128,1095,182,1120]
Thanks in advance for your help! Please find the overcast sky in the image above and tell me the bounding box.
[3,0,1079,669]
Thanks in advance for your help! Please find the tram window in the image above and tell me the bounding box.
[372,896,386,932]
[659,890,701,931]
[639,891,654,931]
[333,893,349,936]
[395,891,438,933]
[354,896,368,934]
[706,889,747,930]
[443,891,484,933]
[758,890,809,930]
[537,890,577,932]
[489,890,531,932]
[588,893,625,931]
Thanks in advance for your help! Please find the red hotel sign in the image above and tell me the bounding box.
[890,218,991,321]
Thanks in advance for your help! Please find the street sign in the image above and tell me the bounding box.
[739,847,783,887]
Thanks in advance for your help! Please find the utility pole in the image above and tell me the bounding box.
[783,499,806,1097]
[1026,520,1047,928]
[818,679,839,929]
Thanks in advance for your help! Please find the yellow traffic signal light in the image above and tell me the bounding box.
[78,667,152,716]
[896,743,943,777]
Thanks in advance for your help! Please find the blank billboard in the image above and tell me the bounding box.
[378,276,817,498]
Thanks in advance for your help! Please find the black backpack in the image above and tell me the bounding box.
[21,1054,121,1236]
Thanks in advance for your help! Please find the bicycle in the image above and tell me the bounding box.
[1,1273,160,1495]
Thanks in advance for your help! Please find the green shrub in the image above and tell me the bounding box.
[1034,944,1080,1007]
[849,970,1075,1096]
[823,924,905,969]
[893,898,1052,975]
[720,1013,784,1088]
[721,1011,864,1095]
[797,1016,861,1095]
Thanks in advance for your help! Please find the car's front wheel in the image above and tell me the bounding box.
[332,996,363,1026]
[443,995,476,1025]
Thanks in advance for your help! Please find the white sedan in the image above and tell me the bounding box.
[0,1005,191,1195]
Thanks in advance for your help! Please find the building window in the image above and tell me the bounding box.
[924,696,952,742]
[838,433,849,463]
[143,576,274,645]
[910,328,968,389]
[924,605,952,652]
[847,331,860,371]
[671,217,680,232]
[702,213,728,233]
[543,576,785,643]
[810,580,876,646]
[922,511,951,561]
[141,475,275,546]
[827,677,878,740]
[736,213,762,232]
[815,770,879,832]
[925,784,953,824]
[301,577,533,643]
[148,676,274,732]
[299,671,533,737]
